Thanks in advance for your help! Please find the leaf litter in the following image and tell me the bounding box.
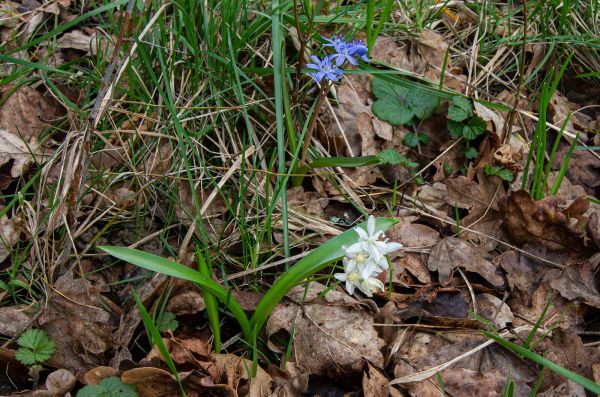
[0,3,599,397]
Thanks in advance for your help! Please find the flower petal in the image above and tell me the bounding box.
[367,215,376,236]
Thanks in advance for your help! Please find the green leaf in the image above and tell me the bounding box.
[462,116,487,140]
[403,132,428,148]
[77,377,138,397]
[447,120,464,138]
[463,146,478,160]
[447,97,473,122]
[403,132,420,148]
[484,165,514,182]
[99,246,252,339]
[410,91,438,120]
[15,329,56,365]
[158,312,178,333]
[377,149,418,168]
[372,77,415,125]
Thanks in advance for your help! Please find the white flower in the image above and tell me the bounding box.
[345,216,403,262]
[334,259,362,295]
[358,276,385,297]
[334,215,403,297]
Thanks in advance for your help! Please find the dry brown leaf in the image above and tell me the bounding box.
[476,293,513,330]
[121,367,189,397]
[213,354,273,397]
[265,283,384,379]
[550,261,600,308]
[166,290,206,315]
[537,380,586,397]
[56,30,98,53]
[392,331,535,396]
[554,144,600,193]
[502,190,594,253]
[444,172,506,252]
[0,305,31,337]
[268,361,309,397]
[428,237,504,286]
[538,328,600,392]
[386,221,440,252]
[397,253,431,284]
[38,272,114,377]
[0,130,50,179]
[83,366,119,385]
[362,363,403,397]
[0,86,63,139]
[287,186,329,218]
[0,210,21,263]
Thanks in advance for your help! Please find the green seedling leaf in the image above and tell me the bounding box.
[157,312,178,333]
[77,377,137,397]
[462,116,487,140]
[484,165,514,182]
[403,132,428,148]
[447,97,473,122]
[377,148,418,168]
[15,329,56,366]
[463,146,478,160]
[371,77,437,126]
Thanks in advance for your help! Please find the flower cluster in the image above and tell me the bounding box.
[334,216,402,297]
[307,35,370,84]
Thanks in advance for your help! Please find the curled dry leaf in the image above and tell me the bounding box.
[265,283,384,380]
[0,209,21,263]
[213,354,273,397]
[428,237,504,286]
[386,220,440,253]
[550,261,600,309]
[56,30,99,54]
[502,190,596,253]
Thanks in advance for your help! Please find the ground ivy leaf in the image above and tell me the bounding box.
[410,91,438,120]
[447,97,473,121]
[463,146,478,159]
[447,120,464,138]
[484,165,514,181]
[463,116,487,140]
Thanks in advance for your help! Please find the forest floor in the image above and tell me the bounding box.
[0,0,600,396]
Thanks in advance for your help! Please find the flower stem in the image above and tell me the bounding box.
[300,81,330,165]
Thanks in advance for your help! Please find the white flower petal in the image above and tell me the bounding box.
[367,215,376,236]
[334,272,347,281]
[346,280,355,294]
[354,226,368,240]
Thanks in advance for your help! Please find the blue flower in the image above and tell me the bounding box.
[330,43,359,66]
[322,35,346,49]
[306,55,343,83]
[348,39,369,62]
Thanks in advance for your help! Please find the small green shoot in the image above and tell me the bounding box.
[403,131,429,148]
[76,377,137,397]
[157,312,178,333]
[196,248,221,353]
[371,76,437,126]
[484,165,514,182]
[15,329,56,367]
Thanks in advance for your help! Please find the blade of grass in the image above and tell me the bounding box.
[484,332,600,395]
[133,288,186,397]
[196,247,221,354]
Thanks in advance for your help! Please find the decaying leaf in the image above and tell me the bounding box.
[0,86,63,139]
[0,209,21,263]
[502,190,596,253]
[444,172,506,252]
[0,305,31,337]
[38,272,114,377]
[428,237,504,286]
[0,129,50,179]
[266,283,385,379]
